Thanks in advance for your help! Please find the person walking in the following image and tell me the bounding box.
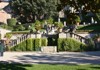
[0,40,5,56]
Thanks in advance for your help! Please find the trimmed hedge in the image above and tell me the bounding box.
[26,38,33,51]
[41,38,48,46]
[57,38,87,52]
[11,40,27,51]
[10,38,48,51]
[34,38,41,51]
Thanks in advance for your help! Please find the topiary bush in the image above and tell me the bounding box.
[7,18,17,27]
[57,38,64,51]
[41,38,48,46]
[10,38,48,51]
[34,38,41,51]
[58,38,87,52]
[26,38,33,51]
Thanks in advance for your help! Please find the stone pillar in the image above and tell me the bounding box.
[64,21,66,26]
[35,34,41,38]
[91,17,94,24]
[58,18,60,22]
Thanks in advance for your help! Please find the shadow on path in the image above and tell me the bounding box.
[15,52,100,64]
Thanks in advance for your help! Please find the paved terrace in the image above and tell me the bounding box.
[0,52,100,64]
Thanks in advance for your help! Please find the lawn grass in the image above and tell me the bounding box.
[0,63,100,70]
[77,24,100,31]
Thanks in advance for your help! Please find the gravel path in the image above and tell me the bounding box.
[0,51,100,64]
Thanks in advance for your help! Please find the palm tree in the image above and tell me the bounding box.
[55,22,64,32]
[34,20,41,33]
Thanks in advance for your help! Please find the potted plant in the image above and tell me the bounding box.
[55,22,64,32]
[34,20,41,33]
[74,15,81,26]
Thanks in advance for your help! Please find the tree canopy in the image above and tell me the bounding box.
[10,0,60,23]
[59,0,100,24]
[60,0,100,13]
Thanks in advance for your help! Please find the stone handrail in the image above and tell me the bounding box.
[69,32,89,44]
[9,33,31,47]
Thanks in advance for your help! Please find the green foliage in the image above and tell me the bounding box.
[55,22,64,29]
[41,38,48,46]
[1,63,100,70]
[34,38,41,51]
[7,18,17,27]
[57,38,87,52]
[47,17,54,24]
[5,33,12,39]
[10,0,60,23]
[14,25,25,31]
[87,38,95,51]
[57,38,64,51]
[26,38,33,51]
[11,31,30,34]
[77,24,100,31]
[11,40,27,51]
[0,24,13,30]
[10,38,47,51]
[60,0,100,13]
[34,20,41,31]
[0,24,8,29]
[74,15,81,23]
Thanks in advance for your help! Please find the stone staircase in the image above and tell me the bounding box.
[9,33,31,47]
[3,32,89,48]
[70,32,89,44]
[59,32,89,44]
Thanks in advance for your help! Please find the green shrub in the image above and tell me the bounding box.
[5,33,12,39]
[58,38,87,52]
[26,38,33,51]
[41,38,48,46]
[10,40,27,51]
[14,25,25,31]
[0,24,13,30]
[57,38,64,51]
[21,40,27,51]
[7,18,17,27]
[87,38,95,51]
[10,38,48,51]
[34,38,41,51]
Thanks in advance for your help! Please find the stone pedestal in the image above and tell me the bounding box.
[41,46,57,53]
[30,34,35,38]
[35,34,41,38]
[59,33,70,38]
